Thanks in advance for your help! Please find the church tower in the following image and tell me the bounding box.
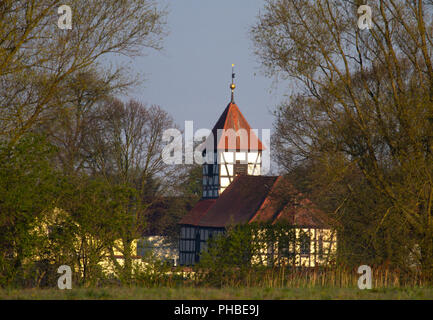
[202,65,264,199]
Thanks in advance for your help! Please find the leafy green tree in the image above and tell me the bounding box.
[59,176,136,286]
[83,99,177,283]
[198,225,256,287]
[0,134,60,287]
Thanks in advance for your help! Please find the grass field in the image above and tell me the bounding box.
[1,286,433,300]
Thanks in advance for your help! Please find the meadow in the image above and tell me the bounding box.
[1,286,433,300]
[1,267,433,300]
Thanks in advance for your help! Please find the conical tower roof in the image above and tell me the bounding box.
[209,102,264,151]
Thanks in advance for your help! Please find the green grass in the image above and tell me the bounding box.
[1,286,433,300]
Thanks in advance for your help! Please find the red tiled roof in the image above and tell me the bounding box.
[249,176,296,223]
[248,177,329,228]
[178,199,216,226]
[208,102,264,151]
[179,175,332,229]
[273,198,330,228]
[197,175,278,227]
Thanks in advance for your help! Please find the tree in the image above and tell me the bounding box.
[0,0,171,287]
[38,69,128,174]
[0,134,60,287]
[0,0,166,144]
[252,0,433,279]
[84,98,177,282]
[59,176,135,286]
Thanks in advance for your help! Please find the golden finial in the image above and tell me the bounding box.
[230,64,236,103]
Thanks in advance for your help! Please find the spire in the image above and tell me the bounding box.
[230,64,236,103]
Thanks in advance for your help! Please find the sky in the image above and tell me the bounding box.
[127,0,287,133]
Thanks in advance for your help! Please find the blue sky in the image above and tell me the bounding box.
[128,0,287,132]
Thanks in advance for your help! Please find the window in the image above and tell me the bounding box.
[208,164,214,176]
[300,232,310,256]
[195,231,201,263]
[234,161,248,176]
[318,235,323,259]
[279,245,288,259]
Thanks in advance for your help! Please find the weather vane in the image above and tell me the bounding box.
[230,64,236,103]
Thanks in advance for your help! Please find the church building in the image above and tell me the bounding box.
[179,66,336,267]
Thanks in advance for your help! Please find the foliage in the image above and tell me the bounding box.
[197,223,336,287]
[0,0,167,144]
[0,134,60,287]
[60,177,137,286]
[197,225,258,287]
[251,0,433,280]
[0,0,189,289]
[132,251,178,288]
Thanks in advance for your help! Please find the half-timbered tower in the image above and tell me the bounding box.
[202,65,264,199]
[179,67,336,266]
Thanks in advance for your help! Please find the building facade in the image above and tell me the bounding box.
[179,74,336,267]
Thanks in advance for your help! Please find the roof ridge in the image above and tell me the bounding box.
[222,102,234,131]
